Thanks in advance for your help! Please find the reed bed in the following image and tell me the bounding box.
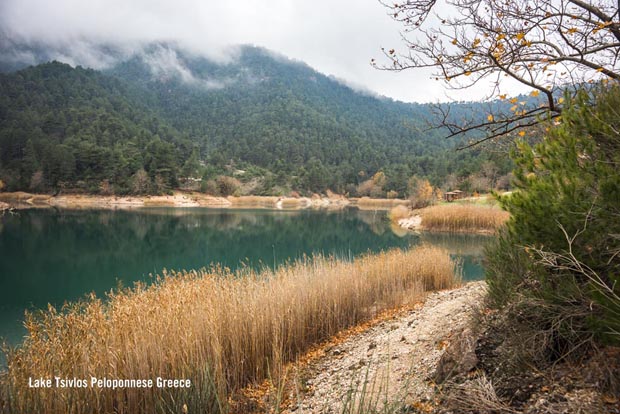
[355,197,410,210]
[0,246,459,414]
[228,195,280,207]
[418,203,509,232]
[387,205,411,222]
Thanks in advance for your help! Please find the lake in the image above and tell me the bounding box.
[0,207,489,345]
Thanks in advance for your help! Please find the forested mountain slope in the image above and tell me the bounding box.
[0,44,510,195]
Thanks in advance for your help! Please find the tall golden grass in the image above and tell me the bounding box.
[418,203,509,232]
[0,246,459,414]
[228,195,280,207]
[387,205,411,222]
[355,197,410,210]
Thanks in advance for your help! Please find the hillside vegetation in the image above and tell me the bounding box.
[0,45,512,196]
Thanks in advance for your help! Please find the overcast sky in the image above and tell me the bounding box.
[0,0,527,103]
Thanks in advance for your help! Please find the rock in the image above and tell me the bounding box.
[433,328,478,383]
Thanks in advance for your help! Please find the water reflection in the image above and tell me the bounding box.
[0,208,490,344]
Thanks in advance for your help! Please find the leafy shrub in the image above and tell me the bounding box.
[407,176,436,208]
[216,175,241,196]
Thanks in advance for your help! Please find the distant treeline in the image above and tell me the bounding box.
[0,47,513,196]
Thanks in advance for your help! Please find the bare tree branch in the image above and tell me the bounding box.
[376,0,620,146]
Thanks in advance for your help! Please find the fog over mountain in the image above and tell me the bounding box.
[0,0,531,103]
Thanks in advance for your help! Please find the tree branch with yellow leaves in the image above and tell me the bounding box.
[375,0,620,147]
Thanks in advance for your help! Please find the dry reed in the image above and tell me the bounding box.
[355,197,410,210]
[418,204,509,233]
[228,196,280,207]
[0,246,459,414]
[387,205,411,222]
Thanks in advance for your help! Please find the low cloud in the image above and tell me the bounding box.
[141,45,238,90]
[0,0,530,102]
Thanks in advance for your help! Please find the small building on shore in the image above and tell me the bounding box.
[444,190,465,202]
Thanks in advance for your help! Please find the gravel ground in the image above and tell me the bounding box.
[280,282,487,413]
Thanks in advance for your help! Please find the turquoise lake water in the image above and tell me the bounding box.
[0,207,489,345]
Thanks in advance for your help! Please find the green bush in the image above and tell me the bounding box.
[486,86,620,347]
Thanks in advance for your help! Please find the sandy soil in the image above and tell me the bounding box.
[0,192,359,210]
[398,215,422,231]
[277,282,486,413]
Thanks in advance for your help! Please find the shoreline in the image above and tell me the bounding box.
[0,191,409,211]
[238,281,487,413]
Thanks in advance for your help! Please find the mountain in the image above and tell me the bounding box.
[0,43,510,196]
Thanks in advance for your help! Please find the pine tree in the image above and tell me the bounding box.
[488,86,620,345]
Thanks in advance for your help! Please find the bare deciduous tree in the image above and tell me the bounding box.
[376,0,620,147]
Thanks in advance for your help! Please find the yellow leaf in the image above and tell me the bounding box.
[499,94,507,100]
[567,27,578,34]
[558,97,564,104]
[510,97,518,104]
[596,67,604,72]
[530,90,540,97]
[487,114,494,122]
[516,32,525,40]
[519,131,526,137]
[510,105,518,112]
[451,38,458,45]
[497,33,506,41]
[464,71,472,76]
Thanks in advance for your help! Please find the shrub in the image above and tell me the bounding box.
[216,175,241,196]
[407,176,436,208]
[130,168,151,195]
[388,205,410,222]
[200,179,218,195]
[486,86,620,347]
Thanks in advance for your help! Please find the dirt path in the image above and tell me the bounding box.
[281,281,486,413]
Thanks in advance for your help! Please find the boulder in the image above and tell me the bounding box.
[433,328,478,383]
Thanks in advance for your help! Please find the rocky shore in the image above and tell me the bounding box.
[277,282,486,414]
[244,281,619,414]
[0,191,409,211]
